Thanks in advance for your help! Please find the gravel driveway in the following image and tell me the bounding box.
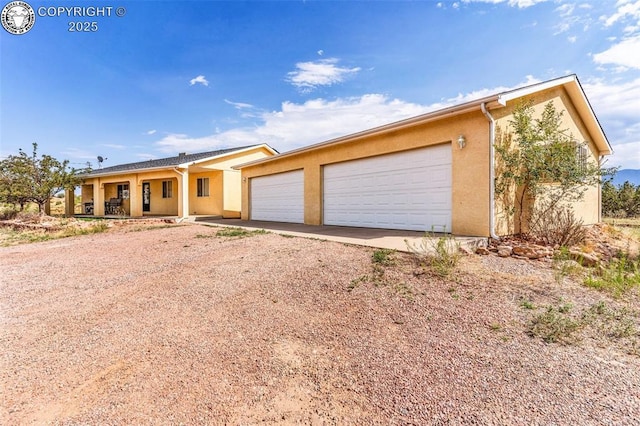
[1,223,639,424]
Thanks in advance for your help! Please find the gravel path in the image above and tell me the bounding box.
[1,223,639,424]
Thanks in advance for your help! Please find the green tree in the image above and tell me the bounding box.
[0,143,87,213]
[602,181,640,218]
[0,151,32,210]
[495,101,614,235]
[618,181,640,217]
[601,180,620,217]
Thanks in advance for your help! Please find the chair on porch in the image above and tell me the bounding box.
[105,198,123,215]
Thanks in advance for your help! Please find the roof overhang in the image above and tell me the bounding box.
[235,75,612,170]
[82,143,278,178]
[235,95,501,169]
[183,143,278,171]
[497,75,612,155]
[80,165,176,179]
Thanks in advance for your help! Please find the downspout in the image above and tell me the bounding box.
[173,167,187,223]
[598,155,605,223]
[481,102,500,240]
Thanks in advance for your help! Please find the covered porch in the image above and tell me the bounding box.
[70,168,241,219]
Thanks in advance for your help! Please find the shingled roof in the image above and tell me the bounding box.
[86,145,263,176]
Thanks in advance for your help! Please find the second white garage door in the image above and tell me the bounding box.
[323,144,452,231]
[250,170,304,223]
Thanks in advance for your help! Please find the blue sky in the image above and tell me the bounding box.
[1,0,639,170]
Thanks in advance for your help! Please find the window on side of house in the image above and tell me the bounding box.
[117,184,129,199]
[197,177,210,197]
[575,142,589,174]
[162,180,173,198]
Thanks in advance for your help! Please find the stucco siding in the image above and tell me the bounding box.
[189,171,223,215]
[222,170,242,216]
[147,178,179,215]
[241,110,492,236]
[492,86,602,234]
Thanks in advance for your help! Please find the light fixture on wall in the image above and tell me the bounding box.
[457,134,466,149]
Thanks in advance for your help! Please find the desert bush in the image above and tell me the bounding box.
[406,232,461,278]
[0,207,19,220]
[215,227,268,238]
[584,253,640,298]
[528,201,587,247]
[528,303,583,344]
[372,248,395,266]
[529,300,639,350]
[552,246,583,285]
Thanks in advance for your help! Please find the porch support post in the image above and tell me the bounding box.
[129,178,140,217]
[94,180,104,216]
[65,188,75,217]
[176,169,189,218]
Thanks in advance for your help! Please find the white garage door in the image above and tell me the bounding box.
[250,170,304,223]
[323,144,451,231]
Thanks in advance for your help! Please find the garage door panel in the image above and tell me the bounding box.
[323,145,452,231]
[251,170,304,223]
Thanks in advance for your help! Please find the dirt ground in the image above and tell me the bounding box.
[1,222,639,424]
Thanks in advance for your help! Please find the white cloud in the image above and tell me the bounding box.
[593,1,640,70]
[601,0,640,27]
[461,0,550,8]
[286,58,361,92]
[156,94,429,154]
[154,76,542,156]
[61,147,97,160]
[224,99,260,119]
[606,141,640,169]
[146,129,157,135]
[556,3,575,17]
[102,143,126,150]
[189,75,209,87]
[568,35,577,43]
[135,153,158,161]
[582,77,640,168]
[152,75,638,169]
[593,34,640,69]
[224,99,254,110]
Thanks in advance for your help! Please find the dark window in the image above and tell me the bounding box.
[162,180,173,198]
[117,184,129,199]
[575,142,589,174]
[197,177,209,197]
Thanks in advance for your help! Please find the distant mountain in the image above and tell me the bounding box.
[610,169,640,186]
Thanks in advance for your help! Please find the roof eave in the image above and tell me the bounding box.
[81,165,181,179]
[565,78,613,156]
[234,96,500,169]
[186,143,278,168]
[498,75,612,156]
[81,144,278,178]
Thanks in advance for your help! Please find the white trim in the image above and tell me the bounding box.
[83,144,277,178]
[497,75,576,105]
[178,143,278,168]
[235,75,612,169]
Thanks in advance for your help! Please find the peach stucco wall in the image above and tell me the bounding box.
[240,87,603,237]
[241,110,492,236]
[80,145,274,218]
[492,86,601,234]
